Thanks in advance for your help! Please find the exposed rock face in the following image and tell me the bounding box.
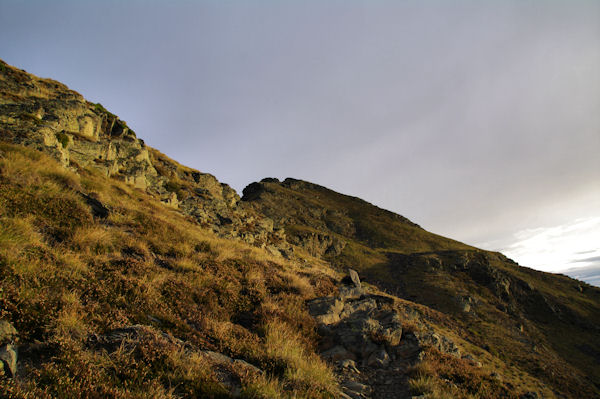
[0,59,283,250]
[306,273,428,398]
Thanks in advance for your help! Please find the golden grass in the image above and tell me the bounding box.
[0,143,340,397]
[264,320,337,394]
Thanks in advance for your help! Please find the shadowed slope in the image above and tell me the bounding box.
[243,177,600,397]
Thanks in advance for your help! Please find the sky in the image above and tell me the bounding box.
[1,1,598,280]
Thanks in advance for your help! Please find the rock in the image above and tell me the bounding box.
[322,345,356,362]
[338,285,364,301]
[347,269,361,288]
[339,359,360,373]
[340,298,377,318]
[366,349,390,368]
[265,245,282,257]
[0,321,17,345]
[233,359,263,374]
[360,339,379,360]
[307,297,344,325]
[0,344,17,377]
[342,380,371,397]
[80,192,110,218]
[418,332,461,358]
[381,325,403,347]
[462,354,482,368]
[204,350,233,365]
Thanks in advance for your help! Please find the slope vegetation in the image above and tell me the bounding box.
[1,58,599,398]
[243,178,600,398]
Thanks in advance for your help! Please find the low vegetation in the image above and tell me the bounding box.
[0,143,338,398]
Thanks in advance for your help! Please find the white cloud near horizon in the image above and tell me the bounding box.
[488,217,600,273]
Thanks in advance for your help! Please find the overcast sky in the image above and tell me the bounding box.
[1,0,598,276]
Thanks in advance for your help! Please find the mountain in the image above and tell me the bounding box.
[562,265,600,288]
[1,58,599,398]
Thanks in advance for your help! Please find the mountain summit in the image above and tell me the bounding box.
[1,59,599,398]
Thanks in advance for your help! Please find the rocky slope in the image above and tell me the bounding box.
[0,59,286,252]
[1,58,599,398]
[242,178,600,398]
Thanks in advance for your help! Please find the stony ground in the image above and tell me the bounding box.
[308,270,461,399]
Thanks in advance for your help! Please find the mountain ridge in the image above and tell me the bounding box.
[1,58,599,398]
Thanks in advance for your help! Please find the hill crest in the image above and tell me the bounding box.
[1,58,599,398]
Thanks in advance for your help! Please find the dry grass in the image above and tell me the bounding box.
[263,320,337,395]
[408,347,521,399]
[0,143,339,398]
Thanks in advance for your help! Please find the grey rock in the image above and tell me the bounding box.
[204,350,233,364]
[0,344,17,377]
[342,380,371,395]
[233,358,262,374]
[338,359,360,373]
[322,345,356,362]
[338,285,365,301]
[307,297,344,325]
[341,298,377,318]
[341,390,362,399]
[366,349,390,368]
[348,269,361,288]
[0,321,17,345]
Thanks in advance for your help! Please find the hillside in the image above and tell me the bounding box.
[243,178,600,397]
[1,58,599,398]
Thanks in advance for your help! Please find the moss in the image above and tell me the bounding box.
[93,102,116,119]
[55,132,70,148]
[164,179,184,199]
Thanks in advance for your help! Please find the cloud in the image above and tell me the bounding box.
[560,264,600,288]
[573,256,600,264]
[497,217,600,272]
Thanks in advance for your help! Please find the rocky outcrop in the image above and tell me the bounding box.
[308,271,463,399]
[0,59,285,252]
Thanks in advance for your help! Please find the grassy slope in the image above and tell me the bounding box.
[0,144,341,398]
[0,143,569,399]
[243,179,600,398]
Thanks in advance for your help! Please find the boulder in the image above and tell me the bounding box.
[0,344,17,377]
[204,350,233,365]
[233,359,263,375]
[366,349,390,368]
[338,285,364,301]
[0,321,17,345]
[321,345,356,362]
[342,380,371,398]
[307,297,344,325]
[343,269,361,288]
[339,359,360,373]
[340,298,378,318]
